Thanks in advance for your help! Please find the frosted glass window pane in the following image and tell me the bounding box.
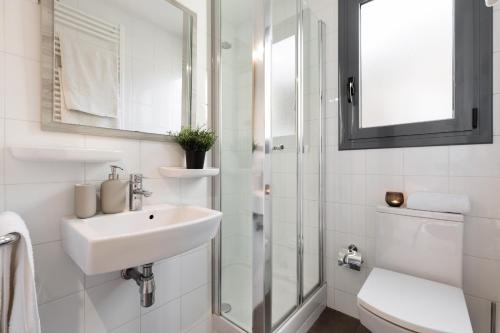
[360,0,454,128]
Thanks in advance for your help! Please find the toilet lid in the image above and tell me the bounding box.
[357,268,472,333]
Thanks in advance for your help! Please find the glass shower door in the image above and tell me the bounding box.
[301,5,323,298]
[218,0,255,330]
[270,0,299,325]
[216,0,325,331]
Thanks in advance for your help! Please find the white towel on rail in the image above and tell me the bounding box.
[485,0,498,7]
[59,32,119,118]
[406,192,471,214]
[0,212,40,333]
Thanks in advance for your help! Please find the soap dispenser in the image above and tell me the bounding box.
[101,165,127,214]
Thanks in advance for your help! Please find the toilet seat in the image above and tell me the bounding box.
[357,268,472,333]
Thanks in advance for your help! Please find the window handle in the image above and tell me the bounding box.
[347,77,355,104]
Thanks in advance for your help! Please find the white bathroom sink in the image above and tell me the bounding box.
[61,204,222,275]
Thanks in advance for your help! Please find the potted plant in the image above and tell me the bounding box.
[173,127,217,169]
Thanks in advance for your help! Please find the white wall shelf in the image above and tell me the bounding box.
[9,146,124,163]
[159,167,220,178]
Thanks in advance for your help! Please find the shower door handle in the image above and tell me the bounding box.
[265,184,271,195]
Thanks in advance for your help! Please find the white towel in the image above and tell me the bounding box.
[59,76,120,129]
[406,192,471,214]
[0,212,40,333]
[485,0,498,7]
[59,31,119,118]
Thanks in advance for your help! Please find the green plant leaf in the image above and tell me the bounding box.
[171,127,217,152]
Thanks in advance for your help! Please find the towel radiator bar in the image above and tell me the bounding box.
[54,1,121,43]
[0,233,19,247]
[0,232,20,333]
[53,0,123,122]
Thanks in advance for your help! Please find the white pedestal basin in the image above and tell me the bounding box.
[61,204,222,275]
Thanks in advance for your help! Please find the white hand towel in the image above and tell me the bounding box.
[406,192,471,214]
[59,31,119,118]
[0,212,40,333]
[485,0,498,7]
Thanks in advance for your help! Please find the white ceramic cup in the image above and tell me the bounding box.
[75,184,97,219]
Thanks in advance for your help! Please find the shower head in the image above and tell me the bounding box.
[221,41,232,50]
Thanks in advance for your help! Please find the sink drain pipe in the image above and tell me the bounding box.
[122,263,155,307]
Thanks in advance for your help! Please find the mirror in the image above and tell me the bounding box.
[339,0,493,150]
[360,0,454,128]
[41,0,196,140]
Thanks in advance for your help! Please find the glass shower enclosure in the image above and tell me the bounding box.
[212,0,326,331]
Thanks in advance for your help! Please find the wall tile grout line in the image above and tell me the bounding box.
[38,289,83,307]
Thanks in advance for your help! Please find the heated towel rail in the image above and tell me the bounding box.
[53,0,123,121]
[0,233,19,247]
[0,232,20,333]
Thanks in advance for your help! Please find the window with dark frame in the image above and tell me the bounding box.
[338,0,493,150]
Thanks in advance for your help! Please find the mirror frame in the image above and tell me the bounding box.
[338,0,493,150]
[40,0,197,141]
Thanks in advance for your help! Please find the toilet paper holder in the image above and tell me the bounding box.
[338,244,363,271]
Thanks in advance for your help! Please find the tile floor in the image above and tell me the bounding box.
[308,308,370,333]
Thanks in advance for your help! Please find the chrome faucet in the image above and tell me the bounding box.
[129,173,152,211]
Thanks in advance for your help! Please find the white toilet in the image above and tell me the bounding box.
[357,206,473,333]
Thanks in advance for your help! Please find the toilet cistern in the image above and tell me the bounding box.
[356,206,472,333]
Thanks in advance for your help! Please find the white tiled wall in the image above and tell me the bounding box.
[315,1,500,332]
[0,0,211,332]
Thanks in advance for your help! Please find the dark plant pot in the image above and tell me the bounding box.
[185,150,206,169]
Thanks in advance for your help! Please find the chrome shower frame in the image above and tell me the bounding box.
[210,0,327,331]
